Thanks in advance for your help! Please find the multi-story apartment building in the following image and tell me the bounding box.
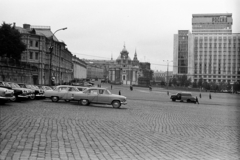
[173,13,240,83]
[17,24,73,85]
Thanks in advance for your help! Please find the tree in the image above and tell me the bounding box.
[0,22,26,62]
[172,77,177,86]
[198,78,203,88]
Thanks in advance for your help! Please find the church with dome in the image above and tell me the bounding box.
[108,45,140,85]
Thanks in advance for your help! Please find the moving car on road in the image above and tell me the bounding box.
[170,92,196,103]
[74,87,127,108]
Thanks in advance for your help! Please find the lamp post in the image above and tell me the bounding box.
[163,60,173,89]
[49,27,67,85]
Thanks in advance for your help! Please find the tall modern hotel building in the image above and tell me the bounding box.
[173,13,240,83]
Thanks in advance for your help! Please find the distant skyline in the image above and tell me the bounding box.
[1,0,239,71]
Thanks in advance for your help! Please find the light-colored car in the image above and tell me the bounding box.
[39,86,53,92]
[44,85,81,102]
[75,86,88,91]
[73,87,127,108]
[0,87,15,104]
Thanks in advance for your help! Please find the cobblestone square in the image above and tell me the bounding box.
[1,85,240,160]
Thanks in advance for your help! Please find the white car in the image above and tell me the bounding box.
[73,87,127,108]
[0,87,15,104]
[44,85,81,102]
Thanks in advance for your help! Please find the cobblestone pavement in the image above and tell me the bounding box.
[0,88,240,160]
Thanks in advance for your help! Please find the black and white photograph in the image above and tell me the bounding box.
[0,0,240,159]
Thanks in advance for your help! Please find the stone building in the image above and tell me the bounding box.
[83,58,115,81]
[72,55,87,80]
[108,45,140,85]
[13,24,73,85]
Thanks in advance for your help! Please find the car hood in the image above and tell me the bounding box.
[111,94,126,99]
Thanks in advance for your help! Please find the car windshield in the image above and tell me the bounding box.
[33,86,39,89]
[18,84,25,88]
[9,83,20,88]
[26,85,32,89]
[44,86,53,90]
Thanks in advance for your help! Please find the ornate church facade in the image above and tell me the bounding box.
[108,45,140,85]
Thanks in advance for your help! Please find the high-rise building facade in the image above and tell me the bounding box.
[173,13,240,83]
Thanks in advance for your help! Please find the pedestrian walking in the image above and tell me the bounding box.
[119,90,121,95]
[196,96,199,104]
[149,85,152,91]
[130,85,133,91]
[199,93,201,98]
[209,93,211,99]
[111,85,112,90]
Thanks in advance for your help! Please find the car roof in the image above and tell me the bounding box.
[178,92,192,94]
[86,87,107,90]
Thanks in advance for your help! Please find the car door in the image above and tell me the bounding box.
[97,89,110,104]
[84,89,98,103]
[65,87,79,100]
[58,87,69,99]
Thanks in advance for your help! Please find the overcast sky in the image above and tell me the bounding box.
[1,0,239,71]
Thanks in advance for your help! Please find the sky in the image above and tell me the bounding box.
[1,0,239,71]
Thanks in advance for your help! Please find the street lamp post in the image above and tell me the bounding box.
[163,60,173,90]
[49,27,67,85]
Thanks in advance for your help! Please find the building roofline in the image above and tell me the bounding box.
[192,13,232,17]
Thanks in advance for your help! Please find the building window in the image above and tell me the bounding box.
[35,52,39,60]
[30,40,33,47]
[35,41,38,47]
[30,52,33,59]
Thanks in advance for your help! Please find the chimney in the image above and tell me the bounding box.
[23,24,31,30]
[13,22,16,28]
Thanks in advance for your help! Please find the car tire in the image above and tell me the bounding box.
[80,99,89,106]
[29,94,35,100]
[172,99,176,102]
[187,99,191,102]
[51,96,59,102]
[10,95,17,102]
[112,100,121,108]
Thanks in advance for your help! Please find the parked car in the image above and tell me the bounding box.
[39,86,53,92]
[44,85,81,102]
[0,86,15,104]
[170,92,196,103]
[29,85,45,99]
[75,86,88,91]
[18,83,36,100]
[0,82,29,101]
[73,87,127,108]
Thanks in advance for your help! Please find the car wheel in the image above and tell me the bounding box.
[51,96,59,102]
[80,99,89,106]
[172,99,176,102]
[10,96,17,102]
[29,94,35,100]
[65,100,70,102]
[187,99,191,102]
[112,100,121,108]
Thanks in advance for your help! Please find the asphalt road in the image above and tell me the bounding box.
[0,85,240,160]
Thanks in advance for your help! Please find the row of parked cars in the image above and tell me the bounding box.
[0,82,128,108]
[0,81,52,104]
